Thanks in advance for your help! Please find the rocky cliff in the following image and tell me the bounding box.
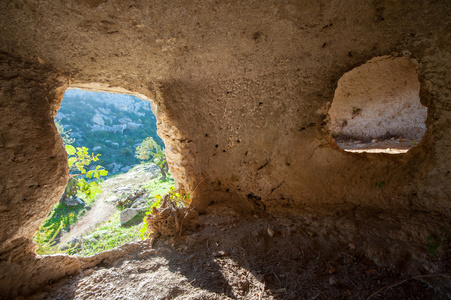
[56,89,162,173]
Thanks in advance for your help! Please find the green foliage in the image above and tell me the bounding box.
[427,227,450,256]
[74,177,173,255]
[34,144,106,255]
[36,91,169,255]
[44,174,173,256]
[138,176,175,239]
[142,175,175,197]
[55,120,75,146]
[139,185,190,240]
[139,210,155,240]
[135,137,169,180]
[34,203,88,254]
[68,213,141,256]
[135,137,160,161]
[162,185,191,207]
[66,145,108,200]
[34,211,64,255]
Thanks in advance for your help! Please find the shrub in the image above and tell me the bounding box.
[135,137,169,180]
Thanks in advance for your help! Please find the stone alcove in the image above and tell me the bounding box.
[328,55,428,154]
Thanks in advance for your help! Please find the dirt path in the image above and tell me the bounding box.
[61,194,116,242]
[61,164,160,242]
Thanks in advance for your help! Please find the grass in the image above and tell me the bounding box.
[65,175,175,256]
[68,212,141,256]
[34,201,91,248]
[35,168,175,256]
[142,176,175,209]
[41,192,98,235]
[33,191,103,254]
[41,204,86,236]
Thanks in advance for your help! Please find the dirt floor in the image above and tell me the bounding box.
[29,205,450,300]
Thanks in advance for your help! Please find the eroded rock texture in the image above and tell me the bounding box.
[328,56,427,141]
[0,0,450,297]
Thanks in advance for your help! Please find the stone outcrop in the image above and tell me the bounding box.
[120,208,139,225]
[68,88,152,115]
[0,0,450,298]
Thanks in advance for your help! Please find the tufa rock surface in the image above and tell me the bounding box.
[0,0,450,298]
[328,56,427,141]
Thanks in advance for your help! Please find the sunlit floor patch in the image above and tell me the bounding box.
[327,56,427,154]
[336,137,417,154]
[343,148,409,154]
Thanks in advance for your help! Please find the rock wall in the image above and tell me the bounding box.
[0,0,450,297]
[0,54,69,262]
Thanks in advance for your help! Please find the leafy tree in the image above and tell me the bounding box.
[56,119,107,201]
[62,145,108,202]
[35,139,108,255]
[135,137,169,180]
[55,120,75,146]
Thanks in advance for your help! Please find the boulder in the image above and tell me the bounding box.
[120,208,139,225]
[92,114,104,126]
[130,198,148,211]
[116,189,145,208]
[62,196,84,207]
[120,166,132,173]
[113,185,131,195]
[105,195,119,203]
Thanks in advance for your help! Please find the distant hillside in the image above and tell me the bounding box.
[56,89,162,174]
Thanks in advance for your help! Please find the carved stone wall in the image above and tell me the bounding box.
[0,0,450,297]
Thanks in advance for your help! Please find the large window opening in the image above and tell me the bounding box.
[34,89,175,256]
[328,56,427,154]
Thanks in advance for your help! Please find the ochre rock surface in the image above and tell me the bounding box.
[328,56,427,141]
[0,0,450,297]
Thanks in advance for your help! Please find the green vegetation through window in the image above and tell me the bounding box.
[34,89,175,256]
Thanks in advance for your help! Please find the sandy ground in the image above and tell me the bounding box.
[30,205,450,300]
